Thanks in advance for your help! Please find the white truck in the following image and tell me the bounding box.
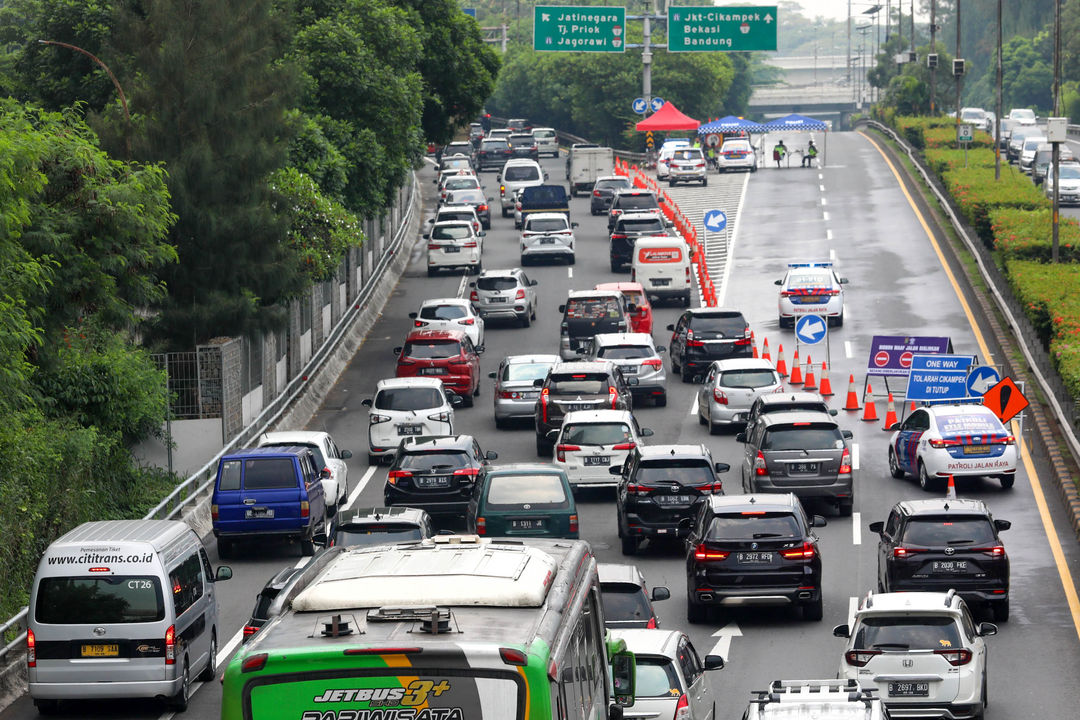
[566,145,615,197]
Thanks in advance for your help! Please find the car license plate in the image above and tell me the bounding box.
[81,644,119,658]
[245,507,274,519]
[567,403,593,411]
[788,462,819,474]
[932,560,970,573]
[652,278,671,286]
[888,682,929,697]
[654,494,692,505]
[621,365,639,374]
[419,367,448,375]
[540,237,556,244]
[794,296,824,304]
[584,456,611,466]
[511,518,546,531]
[489,297,507,303]
[736,552,773,564]
[962,445,990,455]
[398,424,423,435]
[444,245,460,253]
[415,476,451,488]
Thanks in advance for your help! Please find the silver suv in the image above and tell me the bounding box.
[469,268,538,326]
[584,332,668,407]
[668,147,708,186]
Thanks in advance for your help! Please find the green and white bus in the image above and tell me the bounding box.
[221,536,635,720]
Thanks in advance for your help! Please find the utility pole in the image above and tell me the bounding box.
[848,0,853,97]
[1053,0,1062,262]
[955,0,961,124]
[642,0,653,117]
[930,0,937,115]
[995,0,1002,180]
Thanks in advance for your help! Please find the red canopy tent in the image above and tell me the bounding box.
[634,102,700,131]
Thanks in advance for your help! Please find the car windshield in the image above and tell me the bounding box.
[616,195,659,210]
[853,616,962,652]
[900,516,997,546]
[399,451,471,471]
[431,224,473,240]
[1011,109,1036,121]
[598,345,652,360]
[636,460,712,485]
[334,525,424,548]
[596,178,630,191]
[618,218,665,233]
[503,165,540,181]
[374,387,444,411]
[761,425,844,450]
[634,658,683,697]
[478,276,519,291]
[600,583,653,623]
[565,297,621,319]
[402,340,461,359]
[707,512,801,540]
[690,313,746,335]
[420,304,468,320]
[561,422,632,446]
[485,474,569,508]
[1058,165,1080,179]
[503,361,553,382]
[788,272,833,287]
[719,369,777,389]
[35,576,165,624]
[526,218,568,232]
[548,373,609,395]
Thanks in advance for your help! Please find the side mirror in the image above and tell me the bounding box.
[869,521,885,534]
[487,197,494,203]
[703,655,725,671]
[978,622,998,637]
[488,371,497,379]
[714,462,730,474]
[475,345,485,354]
[469,281,477,287]
[994,519,1012,531]
[340,450,353,459]
[392,347,402,356]
[485,450,498,460]
[558,304,566,313]
[839,277,849,284]
[829,409,838,416]
[422,233,431,240]
[572,222,579,228]
[656,345,666,353]
[651,586,671,602]
[640,428,654,437]
[889,422,902,431]
[611,651,636,707]
[609,465,624,475]
[448,393,465,408]
[666,324,675,331]
[734,433,747,443]
[832,624,850,638]
[215,566,233,581]
[408,312,418,319]
[774,279,783,286]
[842,430,854,439]
[530,279,539,286]
[361,398,373,408]
[320,468,331,479]
[810,515,828,528]
[533,378,545,387]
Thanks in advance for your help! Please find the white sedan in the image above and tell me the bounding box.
[553,410,653,488]
[776,261,848,328]
[409,298,485,347]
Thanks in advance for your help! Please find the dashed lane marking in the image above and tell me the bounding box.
[845,340,854,359]
[822,211,830,222]
[852,512,862,545]
[852,442,860,471]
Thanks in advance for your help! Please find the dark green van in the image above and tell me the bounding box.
[467,464,578,538]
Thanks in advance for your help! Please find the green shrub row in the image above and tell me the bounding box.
[990,208,1080,263]
[1006,260,1080,400]
[924,147,997,175]
[923,126,995,150]
[894,115,957,149]
[941,165,1049,246]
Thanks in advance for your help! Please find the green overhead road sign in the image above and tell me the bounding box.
[534,5,626,52]
[667,6,778,52]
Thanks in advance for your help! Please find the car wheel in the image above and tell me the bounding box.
[803,596,824,621]
[536,436,553,457]
[473,384,480,397]
[655,393,667,407]
[33,701,61,715]
[838,499,854,517]
[462,392,475,408]
[620,534,638,556]
[501,207,510,218]
[169,661,190,712]
[992,598,1010,622]
[198,632,217,682]
[709,416,721,436]
[471,262,482,275]
[702,178,708,187]
[687,597,709,624]
[567,255,576,265]
[888,448,906,479]
[300,534,316,557]
[999,474,1015,489]
[918,462,938,492]
[427,268,436,278]
[216,538,232,560]
[483,221,491,230]
[520,312,531,328]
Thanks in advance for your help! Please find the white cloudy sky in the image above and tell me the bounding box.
[790,0,926,22]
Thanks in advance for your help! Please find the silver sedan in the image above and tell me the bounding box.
[697,358,782,434]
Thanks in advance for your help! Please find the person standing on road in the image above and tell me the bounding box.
[773,140,787,168]
[802,140,818,167]
[706,143,717,171]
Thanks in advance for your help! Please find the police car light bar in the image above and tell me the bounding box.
[787,262,833,268]
[921,397,984,406]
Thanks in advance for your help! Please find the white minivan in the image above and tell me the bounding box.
[631,236,693,306]
[28,520,232,713]
[532,127,559,157]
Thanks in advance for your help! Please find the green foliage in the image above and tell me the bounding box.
[923,127,994,150]
[286,110,350,203]
[923,147,996,175]
[893,115,956,150]
[990,208,1080,263]
[1006,259,1080,401]
[942,164,1049,246]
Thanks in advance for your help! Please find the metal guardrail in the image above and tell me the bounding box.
[0,171,421,667]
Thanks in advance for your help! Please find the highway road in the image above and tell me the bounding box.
[5,131,1080,720]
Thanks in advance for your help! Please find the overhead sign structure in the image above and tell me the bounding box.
[650,97,665,112]
[966,366,1001,397]
[982,377,1029,423]
[534,6,626,52]
[667,6,778,52]
[905,354,976,402]
[703,209,727,232]
[795,315,827,346]
[632,97,648,114]
[867,335,953,378]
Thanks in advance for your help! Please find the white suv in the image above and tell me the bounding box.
[668,147,708,186]
[520,212,577,264]
[362,378,458,463]
[834,590,996,720]
[744,680,888,720]
[553,410,653,488]
[425,220,483,276]
[498,159,544,216]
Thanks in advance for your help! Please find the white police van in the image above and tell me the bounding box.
[27,520,231,713]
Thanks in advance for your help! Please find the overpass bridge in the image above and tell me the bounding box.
[749,54,867,129]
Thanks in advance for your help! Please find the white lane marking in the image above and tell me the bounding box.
[822,211,830,222]
[708,622,743,660]
[820,197,827,206]
[826,229,834,241]
[818,173,824,180]
[568,266,573,279]
[829,248,836,262]
[852,512,862,545]
[845,340,854,359]
[689,395,699,416]
[348,466,379,507]
[852,442,860,470]
[820,184,826,192]
[456,272,469,298]
[293,557,309,569]
[848,596,859,628]
[717,172,751,306]
[217,628,244,669]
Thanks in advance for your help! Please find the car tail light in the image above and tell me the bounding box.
[998,435,1016,446]
[569,514,578,533]
[839,448,852,474]
[476,517,486,535]
[459,318,475,325]
[515,289,526,299]
[611,209,623,217]
[556,444,580,462]
[844,649,881,667]
[626,484,650,495]
[211,504,219,521]
[611,233,627,240]
[753,451,768,476]
[242,653,268,673]
[500,184,506,195]
[646,616,657,629]
[369,413,391,425]
[974,545,1006,558]
[692,482,723,493]
[825,289,841,296]
[243,625,259,640]
[780,542,816,559]
[713,388,728,405]
[477,204,488,212]
[388,470,413,485]
[453,468,480,478]
[685,266,691,284]
[464,242,478,248]
[26,629,35,668]
[413,320,426,327]
[734,337,752,346]
[935,648,973,666]
[540,388,549,423]
[642,359,662,369]
[300,500,310,518]
[674,692,691,720]
[780,290,795,296]
[694,544,729,561]
[893,546,925,558]
[165,625,176,665]
[609,386,618,409]
[428,243,441,251]
[928,438,960,449]
[612,443,636,451]
[470,290,479,301]
[593,189,602,197]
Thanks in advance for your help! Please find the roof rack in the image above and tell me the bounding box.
[748,679,878,708]
[863,589,874,609]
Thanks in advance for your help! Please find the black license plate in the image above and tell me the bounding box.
[444,245,460,253]
[888,682,929,697]
[510,518,547,531]
[788,462,819,474]
[654,494,692,505]
[932,560,971,573]
[652,278,671,286]
[540,237,556,244]
[736,552,773,564]
[584,456,611,466]
[567,403,593,411]
[245,507,274,519]
[419,367,448,375]
[398,424,423,435]
[621,365,639,374]
[415,476,451,488]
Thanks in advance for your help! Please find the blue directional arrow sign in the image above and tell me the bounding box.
[703,209,727,232]
[966,365,1001,397]
[795,315,827,346]
[632,97,648,114]
[651,97,665,112]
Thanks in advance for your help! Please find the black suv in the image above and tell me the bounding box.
[330,506,434,548]
[745,391,838,426]
[667,308,752,382]
[476,139,513,170]
[684,493,826,623]
[508,133,539,161]
[384,435,497,519]
[614,444,729,555]
[609,212,669,272]
[869,498,1011,621]
[535,361,635,455]
[607,189,664,232]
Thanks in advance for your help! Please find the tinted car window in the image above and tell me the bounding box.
[600,584,652,623]
[420,304,468,320]
[431,225,473,240]
[566,297,621,318]
[760,402,828,416]
[36,576,165,624]
[618,218,665,233]
[718,370,777,388]
[636,460,712,485]
[437,211,475,223]
[374,388,444,411]
[597,345,652,360]
[478,276,519,291]
[260,443,326,471]
[334,525,424,548]
[634,658,683,697]
[690,313,745,335]
[503,362,553,382]
[398,451,471,471]
[596,178,630,191]
[853,616,961,651]
[761,425,844,450]
[440,159,472,171]
[244,458,298,490]
[444,178,478,191]
[504,165,540,181]
[549,373,609,394]
[219,459,242,491]
[616,195,659,210]
[485,474,569,507]
[707,512,801,540]
[402,340,461,359]
[526,217,569,232]
[448,189,485,205]
[899,516,997,546]
[481,140,509,150]
[562,422,632,445]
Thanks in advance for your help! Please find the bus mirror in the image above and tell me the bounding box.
[611,650,636,707]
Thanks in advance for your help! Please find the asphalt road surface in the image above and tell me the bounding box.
[6,132,1080,720]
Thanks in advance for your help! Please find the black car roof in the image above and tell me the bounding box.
[685,307,745,317]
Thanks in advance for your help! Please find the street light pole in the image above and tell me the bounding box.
[930,0,937,115]
[1053,0,1062,262]
[642,0,653,118]
[995,0,1002,180]
[955,0,961,126]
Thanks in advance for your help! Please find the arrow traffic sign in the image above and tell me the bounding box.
[966,366,1001,397]
[667,5,779,52]
[632,97,647,114]
[703,209,727,232]
[982,376,1029,423]
[534,6,626,53]
[708,622,742,660]
[650,97,665,112]
[795,315,827,345]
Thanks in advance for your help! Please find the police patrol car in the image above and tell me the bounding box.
[775,262,848,328]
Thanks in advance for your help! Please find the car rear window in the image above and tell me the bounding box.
[503,362,554,382]
[761,425,844,451]
[509,134,534,143]
[374,387,444,411]
[595,178,630,191]
[718,370,777,389]
[533,129,556,139]
[36,576,165,624]
[787,272,833,287]
[447,189,484,205]
[617,218,665,233]
[565,297,621,319]
[503,165,540,182]
[420,304,468,320]
[636,460,712,485]
[431,224,473,240]
[549,373,610,395]
[444,178,478,191]
[244,458,298,490]
[899,516,997,546]
[690,313,746,335]
[935,412,1004,437]
[478,276,519,291]
[722,141,751,152]
[526,217,569,232]
[437,211,474,224]
[440,159,471,170]
[562,422,632,446]
[623,289,645,307]
[597,345,652,360]
[634,658,683,697]
[481,140,509,150]
[522,186,566,203]
[672,149,704,160]
[485,474,568,507]
[853,616,961,652]
[762,402,828,416]
[615,195,660,210]
[600,583,652,624]
[403,340,462,359]
[398,451,471,471]
[707,512,801,540]
[333,525,424,548]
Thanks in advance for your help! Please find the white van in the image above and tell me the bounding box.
[632,236,693,306]
[498,159,544,215]
[532,127,559,157]
[28,520,232,713]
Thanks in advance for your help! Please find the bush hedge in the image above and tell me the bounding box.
[1007,260,1080,400]
[924,148,997,176]
[941,165,1049,246]
[894,115,957,150]
[923,126,995,149]
[990,208,1080,263]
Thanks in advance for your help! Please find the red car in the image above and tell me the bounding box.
[595,281,653,334]
[393,329,482,406]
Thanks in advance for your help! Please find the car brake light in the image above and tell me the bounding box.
[692,482,723,493]
[753,451,768,476]
[998,435,1016,445]
[459,318,475,325]
[470,290,479,301]
[300,500,309,518]
[26,629,35,668]
[414,320,425,327]
[646,616,657,629]
[612,209,623,217]
[242,653,268,673]
[839,448,852,474]
[477,205,488,212]
[464,242,478,248]
[685,266,691,284]
[672,688,689,720]
[687,339,705,348]
[500,184,506,195]
[428,244,441,251]
[165,625,176,665]
[388,470,413,485]
[541,387,549,423]
[556,444,581,462]
[642,359,662,369]
[935,648,973,666]
[929,438,961,448]
[893,546,925,558]
[453,468,480,478]
[476,517,486,535]
[974,545,1006,557]
[211,504,219,521]
[713,388,728,405]
[844,649,881,667]
[516,289,526,299]
[243,625,259,639]
[611,233,627,239]
[780,290,795,296]
[694,544,729,561]
[779,542,816,559]
[612,443,636,451]
[594,189,602,197]
[569,514,578,533]
[626,484,650,495]
[734,337,752,346]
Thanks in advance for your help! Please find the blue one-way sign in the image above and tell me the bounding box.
[704,209,727,232]
[632,98,647,114]
[795,315,827,345]
[906,354,976,402]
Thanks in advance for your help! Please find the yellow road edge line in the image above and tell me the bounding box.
[860,129,1080,641]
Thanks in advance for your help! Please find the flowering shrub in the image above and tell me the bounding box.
[989,208,1080,263]
[924,148,996,175]
[1007,260,1080,400]
[942,166,1048,246]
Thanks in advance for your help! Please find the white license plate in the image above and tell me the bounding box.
[652,278,671,286]
[932,560,970,573]
[540,237,556,244]
[584,456,611,466]
[567,403,593,411]
[621,365,639,374]
[654,494,692,505]
[245,508,274,519]
[420,367,448,375]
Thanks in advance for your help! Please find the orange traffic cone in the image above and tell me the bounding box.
[762,337,772,363]
[789,348,803,384]
[910,400,917,413]
[751,331,759,358]
[861,383,879,422]
[946,474,957,499]
[819,361,834,396]
[776,344,788,377]
[843,374,861,410]
[882,393,898,431]
[803,355,818,391]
